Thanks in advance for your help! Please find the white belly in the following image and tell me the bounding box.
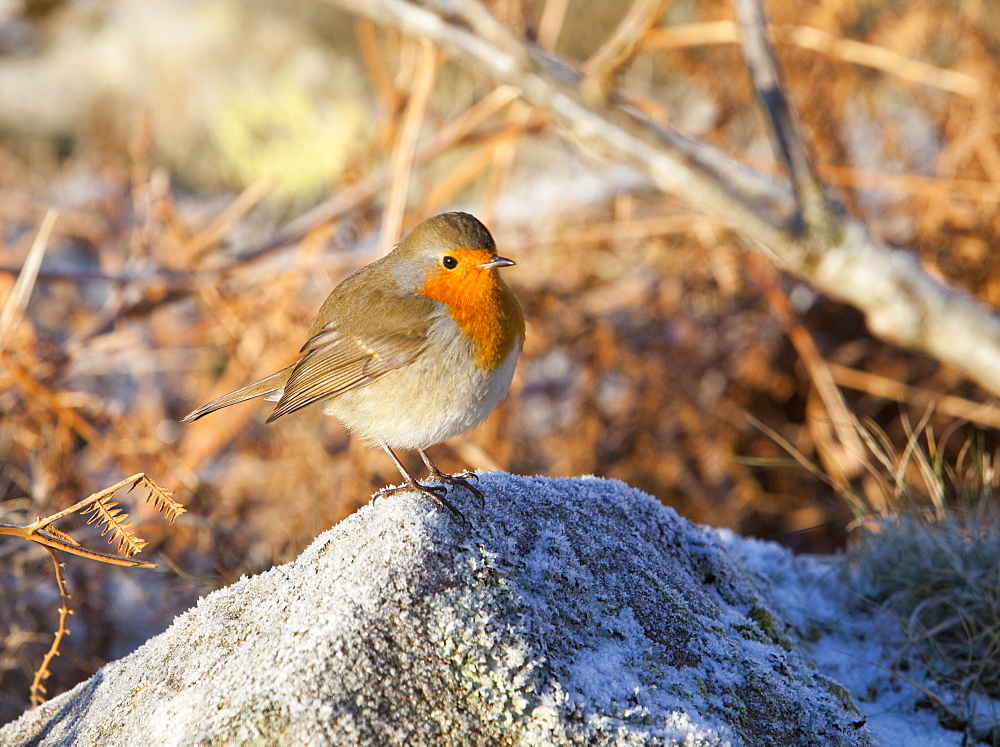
[322,317,522,451]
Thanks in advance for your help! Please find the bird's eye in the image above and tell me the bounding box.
[442,255,458,269]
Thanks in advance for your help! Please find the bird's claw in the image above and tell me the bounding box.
[428,472,485,507]
[375,480,467,523]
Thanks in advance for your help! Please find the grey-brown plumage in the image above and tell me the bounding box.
[182,212,524,522]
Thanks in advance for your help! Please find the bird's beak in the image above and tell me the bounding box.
[478,255,516,269]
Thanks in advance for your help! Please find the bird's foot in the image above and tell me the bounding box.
[376,480,467,523]
[423,467,485,506]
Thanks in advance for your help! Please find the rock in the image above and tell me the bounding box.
[0,474,871,746]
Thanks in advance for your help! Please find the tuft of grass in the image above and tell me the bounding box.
[845,419,1000,741]
[757,408,1000,739]
[854,515,1000,688]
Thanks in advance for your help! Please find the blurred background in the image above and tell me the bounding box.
[1,0,999,723]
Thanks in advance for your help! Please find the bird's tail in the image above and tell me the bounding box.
[182,366,294,422]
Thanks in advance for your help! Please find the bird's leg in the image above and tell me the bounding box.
[418,449,485,505]
[375,444,466,522]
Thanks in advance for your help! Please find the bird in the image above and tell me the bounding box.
[183,212,524,522]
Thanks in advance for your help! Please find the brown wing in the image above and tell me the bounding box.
[253,266,444,423]
[264,327,427,423]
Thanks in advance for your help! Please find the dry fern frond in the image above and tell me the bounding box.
[80,499,148,557]
[43,526,80,547]
[0,473,183,566]
[0,473,183,707]
[130,475,186,524]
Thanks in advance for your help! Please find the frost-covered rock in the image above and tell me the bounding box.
[0,474,871,746]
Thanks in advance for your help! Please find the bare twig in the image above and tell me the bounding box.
[2,474,182,705]
[355,18,402,117]
[0,525,152,567]
[643,21,981,97]
[746,255,867,491]
[30,548,72,707]
[182,175,274,263]
[778,24,980,97]
[536,0,571,50]
[234,84,520,263]
[3,360,106,448]
[416,126,532,220]
[0,473,184,567]
[829,365,1000,431]
[582,0,672,99]
[317,0,1000,399]
[734,0,831,232]
[0,209,57,353]
[380,36,440,253]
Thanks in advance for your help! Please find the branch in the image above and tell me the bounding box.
[0,209,57,353]
[0,524,155,567]
[734,0,830,232]
[30,549,72,707]
[0,473,185,568]
[317,0,1000,398]
[581,0,673,100]
[1,474,183,705]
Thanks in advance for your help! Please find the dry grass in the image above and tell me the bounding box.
[845,421,1000,742]
[0,0,998,725]
[754,407,1000,739]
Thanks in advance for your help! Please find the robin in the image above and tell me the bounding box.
[184,212,524,521]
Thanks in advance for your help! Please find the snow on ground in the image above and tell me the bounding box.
[718,530,979,746]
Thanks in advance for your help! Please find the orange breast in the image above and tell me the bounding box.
[418,248,524,371]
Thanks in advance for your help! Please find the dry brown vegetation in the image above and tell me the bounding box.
[1,0,999,725]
